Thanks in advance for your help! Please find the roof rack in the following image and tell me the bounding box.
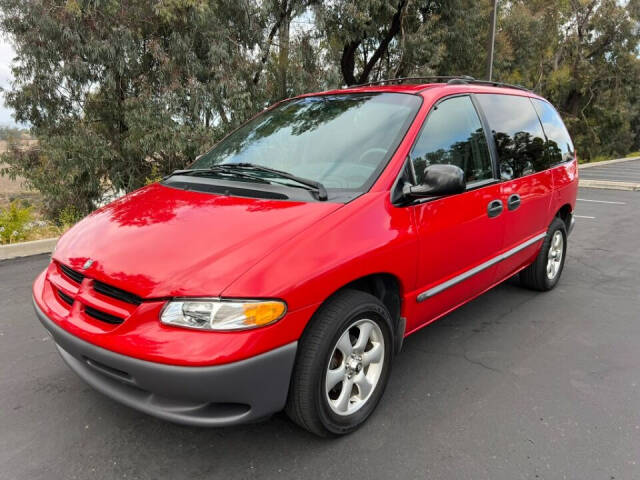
[344,75,530,92]
[461,78,530,92]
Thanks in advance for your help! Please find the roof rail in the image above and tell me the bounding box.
[461,79,530,92]
[345,76,475,88]
[343,75,530,92]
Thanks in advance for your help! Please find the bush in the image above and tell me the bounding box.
[1,122,214,222]
[0,200,33,244]
[57,205,83,229]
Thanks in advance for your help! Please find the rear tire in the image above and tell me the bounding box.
[285,289,393,437]
[520,217,567,291]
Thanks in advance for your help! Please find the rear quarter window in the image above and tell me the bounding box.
[532,99,575,165]
[476,94,547,180]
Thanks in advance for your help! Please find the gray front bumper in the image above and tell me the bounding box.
[34,299,297,427]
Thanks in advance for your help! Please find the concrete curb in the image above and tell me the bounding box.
[579,156,640,169]
[0,237,58,261]
[579,179,640,191]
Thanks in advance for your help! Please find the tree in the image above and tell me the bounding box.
[495,0,640,159]
[0,0,267,217]
[0,0,638,220]
[316,0,491,86]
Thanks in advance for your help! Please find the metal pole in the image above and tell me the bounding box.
[486,0,498,81]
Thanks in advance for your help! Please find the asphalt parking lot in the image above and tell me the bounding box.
[1,186,639,480]
[580,158,640,183]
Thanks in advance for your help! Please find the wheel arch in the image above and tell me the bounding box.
[313,272,406,355]
[555,203,573,230]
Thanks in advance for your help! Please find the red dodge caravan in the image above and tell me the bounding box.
[33,78,578,436]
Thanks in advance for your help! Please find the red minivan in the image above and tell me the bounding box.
[33,78,578,436]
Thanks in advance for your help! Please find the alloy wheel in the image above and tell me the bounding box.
[546,230,564,280]
[325,319,385,416]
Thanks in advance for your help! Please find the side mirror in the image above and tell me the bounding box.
[403,164,466,198]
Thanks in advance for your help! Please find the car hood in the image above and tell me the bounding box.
[53,183,342,298]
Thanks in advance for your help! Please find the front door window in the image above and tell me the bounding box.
[409,95,493,185]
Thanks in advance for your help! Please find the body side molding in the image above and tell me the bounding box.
[417,232,547,302]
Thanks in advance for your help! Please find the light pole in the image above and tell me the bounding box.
[486,0,498,81]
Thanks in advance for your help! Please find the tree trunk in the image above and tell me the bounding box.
[278,2,291,99]
[341,40,361,86]
[357,0,407,84]
[339,0,408,86]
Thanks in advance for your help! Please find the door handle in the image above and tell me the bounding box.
[487,199,503,218]
[507,194,521,211]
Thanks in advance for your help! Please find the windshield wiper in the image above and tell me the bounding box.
[226,163,328,201]
[168,164,328,201]
[167,166,271,184]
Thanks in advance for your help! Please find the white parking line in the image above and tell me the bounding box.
[577,198,626,205]
[580,172,640,179]
[585,167,640,173]
[581,173,640,178]
[574,215,596,219]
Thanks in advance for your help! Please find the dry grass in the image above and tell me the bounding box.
[0,139,39,208]
[0,138,61,243]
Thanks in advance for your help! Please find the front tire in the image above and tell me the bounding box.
[520,217,567,291]
[285,289,393,437]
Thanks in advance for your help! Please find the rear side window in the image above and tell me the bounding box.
[410,95,493,185]
[476,94,547,180]
[532,99,575,165]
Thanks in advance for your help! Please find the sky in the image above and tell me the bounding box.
[0,37,18,127]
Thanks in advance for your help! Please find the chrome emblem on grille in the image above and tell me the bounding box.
[82,259,94,270]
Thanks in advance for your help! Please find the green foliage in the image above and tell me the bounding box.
[144,163,163,185]
[0,0,638,221]
[57,204,83,229]
[0,200,33,244]
[495,0,640,161]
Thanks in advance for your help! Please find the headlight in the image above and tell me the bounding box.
[160,299,286,331]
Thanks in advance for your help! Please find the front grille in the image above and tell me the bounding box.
[57,289,74,306]
[52,262,142,327]
[59,263,85,284]
[84,306,124,325]
[93,280,142,305]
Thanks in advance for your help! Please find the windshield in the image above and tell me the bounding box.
[192,93,421,191]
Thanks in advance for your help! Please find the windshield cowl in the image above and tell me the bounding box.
[169,163,328,201]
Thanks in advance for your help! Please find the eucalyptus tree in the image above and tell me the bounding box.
[0,0,638,219]
[495,0,640,159]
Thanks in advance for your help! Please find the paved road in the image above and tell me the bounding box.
[1,188,639,480]
[580,158,640,183]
